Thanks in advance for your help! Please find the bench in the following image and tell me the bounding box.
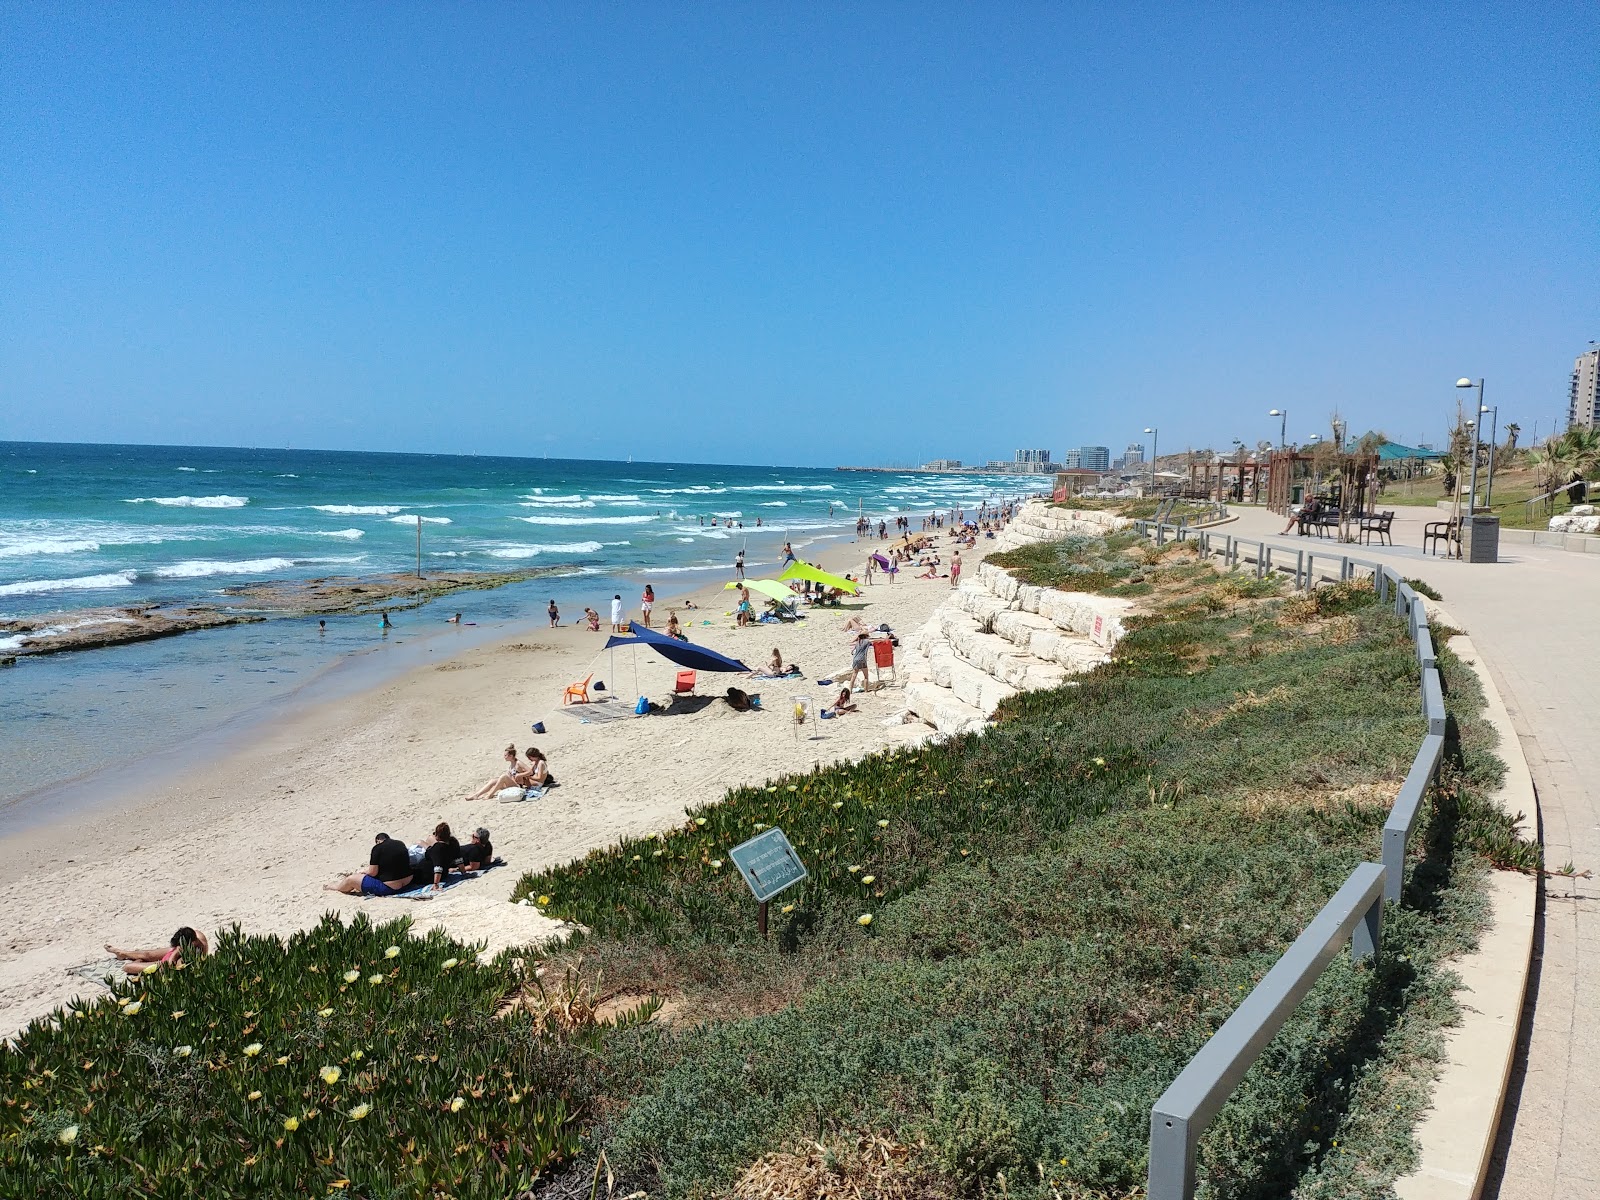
[1360,510,1395,546]
[1423,517,1460,556]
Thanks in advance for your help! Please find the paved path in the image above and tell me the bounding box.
[1222,506,1599,1200]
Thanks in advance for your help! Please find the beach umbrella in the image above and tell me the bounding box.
[776,560,860,594]
[723,579,800,607]
[603,623,752,673]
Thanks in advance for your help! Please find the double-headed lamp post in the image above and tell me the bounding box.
[1268,408,1287,449]
[1456,378,1486,511]
[1144,426,1158,493]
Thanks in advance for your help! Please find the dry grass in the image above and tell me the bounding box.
[732,1133,957,1200]
[1239,781,1399,818]
[1185,684,1294,731]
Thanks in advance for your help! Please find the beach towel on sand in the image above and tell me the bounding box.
[363,858,507,901]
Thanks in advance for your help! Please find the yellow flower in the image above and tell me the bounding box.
[367,974,384,986]
[342,970,360,984]
[384,946,400,959]
[320,1066,342,1086]
[117,995,131,1006]
[248,1090,262,1101]
[877,819,889,828]
[142,963,160,975]
[536,894,552,905]
[170,1010,186,1019]
[710,859,723,869]
[1094,757,1106,766]
[509,1092,523,1104]
[121,1001,142,1017]
[174,1045,193,1058]
[449,1096,466,1113]
[695,816,708,825]
[781,903,795,914]
[58,1125,78,1145]
[350,1049,364,1061]
[347,1103,371,1121]
[959,849,970,857]
[861,875,876,885]
[857,914,873,927]
[631,854,641,862]
[283,1116,299,1132]
[317,1008,334,1018]
[831,801,843,810]
[440,958,458,970]
[243,1043,263,1057]
[330,1180,350,1191]
[786,785,798,792]
[765,786,777,793]
[847,865,860,874]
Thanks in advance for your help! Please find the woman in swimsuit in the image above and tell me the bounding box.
[464,744,526,801]
[640,585,655,628]
[106,927,208,977]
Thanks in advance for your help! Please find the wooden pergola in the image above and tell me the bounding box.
[1187,455,1267,504]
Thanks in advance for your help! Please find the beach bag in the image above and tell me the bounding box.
[635,695,649,715]
[496,786,526,802]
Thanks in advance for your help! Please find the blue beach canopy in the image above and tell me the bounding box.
[1376,441,1444,461]
[603,623,752,673]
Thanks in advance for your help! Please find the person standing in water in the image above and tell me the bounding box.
[380,611,394,631]
[547,599,560,627]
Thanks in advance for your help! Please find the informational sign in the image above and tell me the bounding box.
[728,827,808,904]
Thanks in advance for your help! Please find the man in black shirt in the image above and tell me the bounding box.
[323,832,415,896]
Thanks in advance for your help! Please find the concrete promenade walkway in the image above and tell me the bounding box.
[1222,505,1598,1200]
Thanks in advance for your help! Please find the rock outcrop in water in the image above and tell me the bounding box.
[0,569,553,658]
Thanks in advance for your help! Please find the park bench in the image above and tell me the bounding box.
[1422,516,1460,556]
[1360,510,1395,546]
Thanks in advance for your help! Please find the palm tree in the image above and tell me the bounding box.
[1528,437,1575,516]
[1503,423,1520,454]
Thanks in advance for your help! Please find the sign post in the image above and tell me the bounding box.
[728,827,808,940]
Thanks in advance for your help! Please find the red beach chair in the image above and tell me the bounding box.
[871,639,896,687]
[673,670,697,697]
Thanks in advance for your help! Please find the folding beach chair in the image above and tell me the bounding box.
[562,673,594,705]
[673,670,697,697]
[871,639,897,688]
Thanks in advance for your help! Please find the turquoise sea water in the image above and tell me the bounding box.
[0,442,1037,822]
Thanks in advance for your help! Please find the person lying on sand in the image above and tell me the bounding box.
[917,565,940,579]
[842,615,870,634]
[421,822,462,892]
[459,827,494,873]
[324,832,414,896]
[106,927,209,977]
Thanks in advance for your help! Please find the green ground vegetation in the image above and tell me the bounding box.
[0,532,1535,1199]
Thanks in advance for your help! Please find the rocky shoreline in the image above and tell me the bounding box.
[0,568,554,661]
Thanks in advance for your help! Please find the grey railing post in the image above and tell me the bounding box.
[1305,552,1315,589]
[1255,543,1265,580]
[1340,555,1349,583]
[1422,667,1446,734]
[1382,734,1447,902]
[1295,549,1305,589]
[1146,862,1387,1200]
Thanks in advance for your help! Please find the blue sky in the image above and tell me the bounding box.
[3,4,1595,466]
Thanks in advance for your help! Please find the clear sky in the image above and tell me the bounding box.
[3,4,1595,466]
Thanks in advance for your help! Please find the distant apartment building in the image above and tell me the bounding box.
[1015,449,1052,467]
[1123,442,1145,466]
[1073,446,1110,471]
[1571,348,1600,430]
[922,458,963,471]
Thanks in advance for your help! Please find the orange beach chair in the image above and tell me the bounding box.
[673,670,697,697]
[562,673,594,705]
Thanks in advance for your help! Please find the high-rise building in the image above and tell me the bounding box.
[1571,348,1600,430]
[1015,449,1052,466]
[1062,448,1081,469]
[1074,446,1110,471]
[1124,442,1145,466]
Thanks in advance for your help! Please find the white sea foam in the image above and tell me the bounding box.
[486,541,605,559]
[518,493,585,504]
[312,529,365,540]
[125,495,249,508]
[645,563,731,574]
[519,499,594,508]
[650,486,728,495]
[675,537,694,543]
[0,615,140,651]
[277,474,299,478]
[386,515,452,525]
[310,504,403,515]
[761,501,788,507]
[153,557,297,579]
[0,570,138,596]
[516,515,654,526]
[176,466,198,472]
[587,494,641,502]
[0,538,101,558]
[711,511,743,518]
[728,483,836,493]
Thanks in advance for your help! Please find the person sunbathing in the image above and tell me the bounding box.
[767,647,784,674]
[106,927,209,977]
[825,687,859,716]
[325,832,415,896]
[459,827,494,873]
[917,564,940,579]
[421,822,462,892]
[464,743,528,801]
[842,615,871,635]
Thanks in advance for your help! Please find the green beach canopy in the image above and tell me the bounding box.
[1376,441,1444,461]
[777,560,860,594]
[724,579,802,605]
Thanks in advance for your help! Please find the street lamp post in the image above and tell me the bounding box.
[1144,427,1158,494]
[1481,403,1499,507]
[1456,378,1485,511]
[1269,408,1287,449]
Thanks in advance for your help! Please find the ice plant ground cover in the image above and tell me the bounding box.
[0,532,1535,1198]
[514,535,1533,1198]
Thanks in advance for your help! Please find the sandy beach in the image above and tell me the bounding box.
[0,534,981,1036]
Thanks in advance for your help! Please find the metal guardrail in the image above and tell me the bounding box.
[1137,525,1447,1199]
[1148,863,1387,1198]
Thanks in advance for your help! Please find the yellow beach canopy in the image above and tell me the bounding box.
[777,560,860,594]
[723,578,801,605]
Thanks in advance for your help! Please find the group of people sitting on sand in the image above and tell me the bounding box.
[326,823,496,897]
[464,743,555,801]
